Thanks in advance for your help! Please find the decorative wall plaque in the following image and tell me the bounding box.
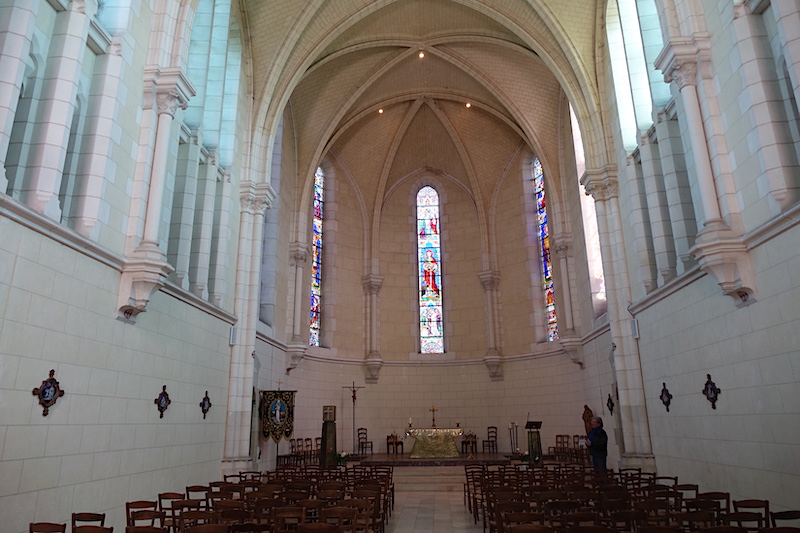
[702,374,720,409]
[606,393,615,415]
[323,405,336,422]
[199,391,212,419]
[32,369,65,416]
[660,383,673,412]
[154,385,171,418]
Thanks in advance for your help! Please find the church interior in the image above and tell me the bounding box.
[1,0,799,531]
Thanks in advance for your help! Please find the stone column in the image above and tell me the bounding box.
[168,132,202,289]
[20,0,89,220]
[653,107,698,275]
[638,133,678,285]
[552,240,574,332]
[223,181,273,467]
[0,0,39,192]
[582,167,655,469]
[362,274,384,383]
[478,270,502,379]
[189,151,219,300]
[117,68,194,321]
[770,2,800,120]
[72,38,123,239]
[656,44,756,305]
[286,242,309,371]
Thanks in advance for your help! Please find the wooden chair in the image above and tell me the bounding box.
[158,492,186,532]
[30,524,66,533]
[183,526,230,533]
[297,524,337,533]
[186,486,211,510]
[229,525,271,533]
[128,510,166,529]
[730,500,769,531]
[124,527,167,533]
[273,506,306,533]
[73,527,113,533]
[483,426,498,453]
[321,506,357,533]
[462,432,478,454]
[386,433,403,455]
[760,529,800,533]
[72,513,106,530]
[771,511,800,528]
[126,502,159,526]
[357,428,373,455]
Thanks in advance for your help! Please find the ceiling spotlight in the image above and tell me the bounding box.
[378,108,384,114]
[465,102,472,108]
[418,51,425,59]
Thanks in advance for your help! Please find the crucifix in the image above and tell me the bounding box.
[343,381,365,454]
[429,404,439,428]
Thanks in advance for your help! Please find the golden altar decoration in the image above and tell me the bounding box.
[405,427,464,458]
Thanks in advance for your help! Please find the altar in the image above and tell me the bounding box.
[405,427,464,458]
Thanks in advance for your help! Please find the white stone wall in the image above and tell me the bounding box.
[0,220,230,532]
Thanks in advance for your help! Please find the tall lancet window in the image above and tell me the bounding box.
[309,167,324,346]
[533,158,559,340]
[417,186,444,354]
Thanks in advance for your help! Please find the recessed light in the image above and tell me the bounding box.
[465,103,472,108]
[418,51,425,59]
[378,108,384,114]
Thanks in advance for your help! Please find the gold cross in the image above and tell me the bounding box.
[429,405,438,427]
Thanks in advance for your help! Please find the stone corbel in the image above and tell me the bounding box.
[483,349,503,381]
[117,243,174,323]
[364,351,383,384]
[690,224,756,307]
[559,335,584,368]
[285,344,307,373]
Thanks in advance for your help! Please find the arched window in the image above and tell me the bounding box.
[417,186,444,353]
[533,158,558,340]
[309,167,324,346]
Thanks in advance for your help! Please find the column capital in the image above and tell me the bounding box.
[143,66,196,115]
[290,242,309,265]
[477,270,500,291]
[362,275,384,295]
[581,166,619,201]
[654,35,712,88]
[240,180,276,215]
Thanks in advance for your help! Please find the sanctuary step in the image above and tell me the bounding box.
[392,465,465,492]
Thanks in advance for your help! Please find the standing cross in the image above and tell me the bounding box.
[429,405,439,427]
[276,379,282,391]
[343,381,365,454]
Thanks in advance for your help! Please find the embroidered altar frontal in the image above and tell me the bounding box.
[406,427,463,458]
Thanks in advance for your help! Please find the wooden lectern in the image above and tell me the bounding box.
[526,421,543,466]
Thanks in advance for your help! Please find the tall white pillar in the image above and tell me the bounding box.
[0,0,40,192]
[20,0,89,220]
[362,274,384,383]
[224,181,273,467]
[286,242,309,371]
[117,68,194,321]
[582,168,655,469]
[478,270,502,379]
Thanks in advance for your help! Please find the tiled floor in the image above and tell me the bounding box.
[387,489,482,533]
[384,465,483,533]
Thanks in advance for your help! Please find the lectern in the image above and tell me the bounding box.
[525,421,543,466]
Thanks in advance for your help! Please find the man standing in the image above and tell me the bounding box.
[585,416,608,476]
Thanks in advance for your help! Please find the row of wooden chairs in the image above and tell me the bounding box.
[465,464,800,533]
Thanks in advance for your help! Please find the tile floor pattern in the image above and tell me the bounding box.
[387,489,483,533]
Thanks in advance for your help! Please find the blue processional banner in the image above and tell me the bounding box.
[259,390,296,443]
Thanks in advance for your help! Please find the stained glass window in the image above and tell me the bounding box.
[417,186,444,353]
[309,167,324,346]
[533,158,558,340]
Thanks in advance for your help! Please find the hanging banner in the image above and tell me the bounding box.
[259,390,296,443]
